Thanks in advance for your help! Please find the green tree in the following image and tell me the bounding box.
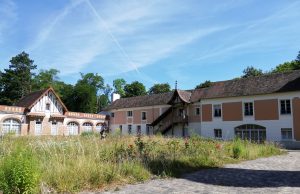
[195,80,212,89]
[32,69,60,90]
[56,82,75,110]
[148,83,171,94]
[113,78,126,97]
[296,51,300,62]
[242,66,263,78]
[77,72,104,93]
[71,73,105,113]
[0,52,37,105]
[97,84,113,112]
[124,81,147,97]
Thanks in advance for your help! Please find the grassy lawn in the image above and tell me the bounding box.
[0,134,282,193]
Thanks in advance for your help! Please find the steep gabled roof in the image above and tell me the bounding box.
[106,70,300,110]
[167,89,191,104]
[106,92,174,110]
[15,87,68,112]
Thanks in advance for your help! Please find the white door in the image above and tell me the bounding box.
[35,121,42,135]
[51,122,58,135]
[67,122,79,135]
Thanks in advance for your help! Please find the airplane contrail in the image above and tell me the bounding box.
[85,0,141,74]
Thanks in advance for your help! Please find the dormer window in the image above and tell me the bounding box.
[46,103,50,111]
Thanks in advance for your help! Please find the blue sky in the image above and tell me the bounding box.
[0,0,300,90]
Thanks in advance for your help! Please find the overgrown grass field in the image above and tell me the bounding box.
[0,134,282,193]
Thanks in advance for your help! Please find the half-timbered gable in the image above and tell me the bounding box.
[30,90,64,115]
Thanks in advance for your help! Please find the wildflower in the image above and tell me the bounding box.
[216,143,222,150]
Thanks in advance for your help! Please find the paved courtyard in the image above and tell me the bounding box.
[93,151,300,194]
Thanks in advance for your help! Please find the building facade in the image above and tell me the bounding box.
[0,87,107,136]
[107,70,300,143]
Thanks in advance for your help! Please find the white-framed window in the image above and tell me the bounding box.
[235,124,266,143]
[281,128,293,140]
[280,100,291,115]
[46,103,50,111]
[2,118,21,135]
[127,111,133,117]
[142,111,147,120]
[35,120,42,135]
[195,107,200,115]
[136,125,141,135]
[83,122,93,132]
[214,129,222,139]
[213,104,222,117]
[244,102,253,116]
[128,125,132,134]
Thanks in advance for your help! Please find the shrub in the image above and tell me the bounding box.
[0,148,40,194]
[232,139,245,159]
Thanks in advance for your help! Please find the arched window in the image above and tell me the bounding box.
[235,124,266,143]
[2,118,21,135]
[82,122,93,132]
[67,122,79,135]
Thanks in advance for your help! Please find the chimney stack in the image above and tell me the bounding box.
[111,93,121,102]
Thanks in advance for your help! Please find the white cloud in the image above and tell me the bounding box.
[27,0,233,84]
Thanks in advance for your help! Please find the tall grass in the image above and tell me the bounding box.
[0,135,282,193]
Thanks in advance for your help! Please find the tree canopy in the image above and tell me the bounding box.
[0,52,37,105]
[148,83,171,94]
[241,66,263,78]
[195,80,212,89]
[113,78,126,97]
[124,81,147,97]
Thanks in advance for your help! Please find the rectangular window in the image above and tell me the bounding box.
[127,111,133,117]
[137,125,141,135]
[128,125,132,134]
[280,100,291,115]
[111,112,114,117]
[281,128,292,140]
[213,104,222,117]
[46,103,50,111]
[244,102,253,116]
[195,107,200,115]
[214,129,222,139]
[142,112,147,120]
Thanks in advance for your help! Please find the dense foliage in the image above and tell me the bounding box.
[148,83,171,94]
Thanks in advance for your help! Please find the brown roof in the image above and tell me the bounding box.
[15,89,48,108]
[15,87,68,112]
[190,70,300,102]
[106,70,300,110]
[107,92,174,110]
